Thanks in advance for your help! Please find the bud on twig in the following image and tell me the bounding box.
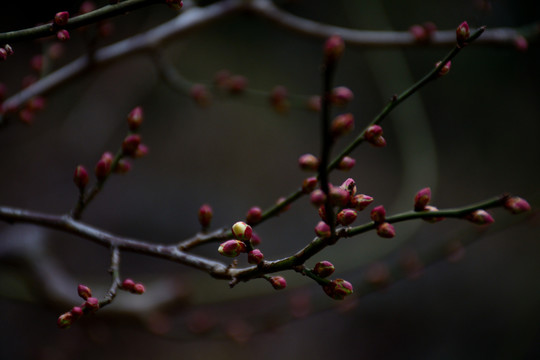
[54,11,70,26]
[466,209,494,225]
[337,156,356,170]
[122,278,136,291]
[95,152,113,180]
[269,276,287,290]
[302,177,318,194]
[218,240,246,257]
[370,205,386,223]
[314,221,331,238]
[57,312,73,329]
[323,279,353,300]
[73,165,89,190]
[330,113,354,138]
[313,261,335,278]
[337,208,357,226]
[310,189,326,207]
[198,204,213,229]
[248,249,264,265]
[376,222,396,238]
[364,124,386,147]
[190,84,211,106]
[83,297,100,312]
[324,35,345,64]
[329,186,350,207]
[339,178,356,197]
[122,134,142,156]
[350,194,374,211]
[504,196,531,214]
[127,106,143,131]
[77,284,92,300]
[435,61,451,77]
[56,29,70,42]
[331,86,354,106]
[414,187,431,211]
[298,154,320,171]
[231,221,252,241]
[456,21,470,47]
[246,207,262,225]
[422,205,444,223]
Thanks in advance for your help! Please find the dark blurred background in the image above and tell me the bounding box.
[1,0,539,359]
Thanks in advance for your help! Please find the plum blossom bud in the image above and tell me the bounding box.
[218,240,247,257]
[269,276,287,290]
[376,222,396,238]
[114,159,131,174]
[228,75,248,94]
[166,0,184,10]
[134,143,149,158]
[422,205,444,223]
[70,306,83,319]
[337,208,357,226]
[127,106,143,131]
[350,194,374,211]
[231,221,252,241]
[190,84,211,106]
[73,165,89,190]
[269,85,290,113]
[298,153,320,171]
[248,249,264,264]
[302,177,318,194]
[504,197,531,214]
[246,206,262,225]
[133,283,145,294]
[0,48,7,61]
[414,187,431,211]
[315,221,331,238]
[330,113,354,138]
[56,29,70,42]
[198,204,213,229]
[57,312,73,329]
[370,205,386,223]
[77,284,92,300]
[122,134,142,156]
[54,11,70,26]
[409,24,427,42]
[435,61,451,77]
[95,153,113,180]
[329,186,350,207]
[313,261,335,278]
[364,124,386,147]
[337,156,355,170]
[456,21,470,47]
[4,44,14,56]
[324,35,345,64]
[323,278,353,300]
[331,86,354,106]
[310,189,326,207]
[466,209,494,225]
[122,278,135,291]
[84,297,100,312]
[340,178,356,196]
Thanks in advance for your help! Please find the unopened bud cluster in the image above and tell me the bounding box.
[364,124,387,147]
[323,278,353,300]
[57,284,100,329]
[121,278,146,294]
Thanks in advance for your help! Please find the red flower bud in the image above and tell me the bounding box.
[298,153,320,171]
[246,206,262,225]
[504,196,531,214]
[350,194,374,211]
[122,278,135,291]
[376,222,396,238]
[228,75,248,94]
[57,312,73,329]
[310,189,326,207]
[122,134,142,156]
[70,306,83,319]
[198,204,213,229]
[339,178,356,196]
[269,276,287,290]
[73,165,89,190]
[329,186,350,208]
[337,208,357,226]
[54,11,70,26]
[83,297,100,312]
[302,177,318,194]
[127,106,143,131]
[435,60,451,77]
[77,284,92,300]
[315,221,331,238]
[313,260,335,278]
[330,113,354,138]
[370,205,386,223]
[95,152,113,180]
[364,124,386,147]
[414,187,431,211]
[422,205,444,223]
[337,156,356,170]
[56,29,70,42]
[134,143,149,158]
[133,283,145,294]
[456,21,470,47]
[231,221,252,241]
[323,278,353,300]
[466,209,494,225]
[331,86,354,106]
[248,249,264,265]
[114,159,131,174]
[218,240,247,257]
[324,35,345,64]
[80,1,96,14]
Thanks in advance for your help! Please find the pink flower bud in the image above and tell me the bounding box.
[250,232,262,246]
[54,11,70,26]
[306,95,321,112]
[127,106,143,131]
[323,278,353,300]
[218,240,247,257]
[310,189,326,207]
[331,86,354,106]
[95,152,113,180]
[134,143,149,158]
[166,0,184,10]
[340,178,356,196]
[122,134,142,156]
[350,194,374,211]
[269,85,290,113]
[57,312,73,329]
[77,284,92,300]
[324,35,345,64]
[114,159,131,174]
[329,186,350,207]
[276,197,291,213]
[56,29,70,42]
[298,153,320,171]
[315,221,331,238]
[504,196,531,214]
[422,205,444,223]
[370,205,386,223]
[302,177,318,194]
[337,156,356,170]
[364,124,386,147]
[231,221,252,241]
[466,209,494,225]
[313,260,335,278]
[198,204,213,229]
[122,278,135,291]
[337,208,357,226]
[376,222,396,238]
[269,276,287,290]
[414,187,431,211]
[246,206,262,225]
[133,283,145,294]
[0,48,8,61]
[4,44,14,56]
[456,21,470,47]
[247,249,264,264]
[70,306,83,319]
[73,165,89,190]
[83,297,100,312]
[409,24,428,42]
[190,84,211,106]
[228,75,248,94]
[330,113,354,138]
[435,61,451,77]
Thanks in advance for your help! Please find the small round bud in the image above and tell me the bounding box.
[504,197,531,214]
[329,186,350,208]
[331,86,354,106]
[77,284,92,300]
[228,75,248,94]
[422,205,444,223]
[302,177,318,194]
[83,297,100,312]
[54,11,70,26]
[246,206,262,225]
[247,249,264,264]
[337,208,357,226]
[57,312,73,329]
[323,278,353,300]
[337,156,356,171]
[190,83,211,106]
[298,153,320,171]
[134,143,149,158]
[218,240,247,257]
[313,260,335,278]
[56,29,70,42]
[330,113,354,138]
[133,283,145,294]
[314,221,331,238]
[122,134,142,156]
[73,165,89,190]
[269,276,287,290]
[350,194,374,211]
[364,124,386,147]
[370,205,386,223]
[435,61,451,77]
[127,106,143,131]
[310,189,327,207]
[456,21,470,47]
[231,221,252,241]
[339,178,356,196]
[269,85,290,113]
[166,0,184,10]
[324,35,345,64]
[376,222,396,238]
[95,152,113,180]
[70,306,83,319]
[414,187,431,211]
[114,159,131,174]
[466,209,494,225]
[198,204,213,229]
[122,278,136,291]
